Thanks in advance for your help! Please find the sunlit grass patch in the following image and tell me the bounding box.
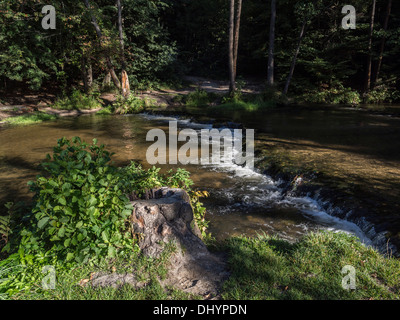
[4,112,58,125]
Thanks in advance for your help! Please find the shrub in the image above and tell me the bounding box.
[299,83,361,105]
[114,94,147,114]
[185,89,215,107]
[19,137,136,264]
[52,90,102,110]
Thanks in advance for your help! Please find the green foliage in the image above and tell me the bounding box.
[52,90,102,110]
[0,137,211,298]
[114,94,146,114]
[0,1,56,89]
[211,94,276,114]
[96,106,114,115]
[185,89,215,107]
[298,84,362,105]
[20,137,137,265]
[122,0,178,86]
[0,210,11,247]
[4,112,58,125]
[365,85,400,104]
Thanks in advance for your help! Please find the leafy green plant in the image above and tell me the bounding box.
[114,94,147,114]
[52,90,102,110]
[185,89,214,107]
[298,83,361,105]
[0,211,11,248]
[20,137,136,264]
[96,106,114,115]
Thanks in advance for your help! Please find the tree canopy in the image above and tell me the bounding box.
[0,0,399,103]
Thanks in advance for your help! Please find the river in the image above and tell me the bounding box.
[1,106,399,250]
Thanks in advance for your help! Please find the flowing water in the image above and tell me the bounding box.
[1,111,385,246]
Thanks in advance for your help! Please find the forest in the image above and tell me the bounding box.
[1,0,400,304]
[0,0,399,104]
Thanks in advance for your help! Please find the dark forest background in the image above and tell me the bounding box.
[1,0,399,103]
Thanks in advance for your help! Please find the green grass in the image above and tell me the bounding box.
[208,95,276,114]
[185,89,217,107]
[221,231,400,300]
[2,241,200,300]
[96,106,114,115]
[4,112,58,125]
[2,231,399,300]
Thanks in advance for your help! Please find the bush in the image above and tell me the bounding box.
[185,89,215,107]
[19,137,136,264]
[52,90,102,110]
[114,94,147,114]
[299,83,361,105]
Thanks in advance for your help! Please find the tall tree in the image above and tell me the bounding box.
[365,0,377,93]
[117,0,130,97]
[374,0,392,87]
[229,0,236,93]
[228,0,242,95]
[283,19,306,95]
[233,0,242,81]
[83,0,121,90]
[267,0,276,86]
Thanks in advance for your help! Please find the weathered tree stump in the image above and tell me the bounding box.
[130,187,229,297]
[91,188,229,298]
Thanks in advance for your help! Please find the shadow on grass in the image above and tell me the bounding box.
[220,232,400,300]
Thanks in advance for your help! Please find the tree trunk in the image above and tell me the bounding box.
[87,62,93,89]
[118,0,130,97]
[374,0,392,87]
[228,0,236,94]
[267,0,276,87]
[283,20,306,95]
[233,0,242,81]
[83,0,121,89]
[365,0,377,93]
[229,0,242,96]
[82,57,89,93]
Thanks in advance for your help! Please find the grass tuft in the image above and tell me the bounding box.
[4,112,58,125]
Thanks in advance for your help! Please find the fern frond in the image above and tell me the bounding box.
[0,215,11,238]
